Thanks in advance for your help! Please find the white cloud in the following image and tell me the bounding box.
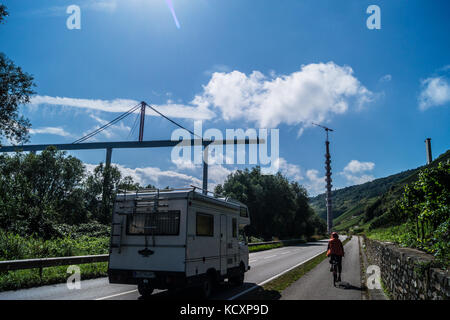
[84,162,202,188]
[207,165,234,191]
[85,0,117,12]
[275,157,303,181]
[194,62,373,130]
[29,96,215,121]
[171,158,197,170]
[27,0,117,17]
[83,161,234,192]
[418,77,450,110]
[29,62,372,133]
[341,173,375,185]
[204,64,232,77]
[29,126,73,137]
[304,169,325,196]
[341,160,375,186]
[343,160,375,174]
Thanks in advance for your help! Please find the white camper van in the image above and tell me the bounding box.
[107,187,251,298]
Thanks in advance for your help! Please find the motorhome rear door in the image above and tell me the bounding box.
[220,214,227,274]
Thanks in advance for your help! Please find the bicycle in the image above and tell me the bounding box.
[330,256,339,287]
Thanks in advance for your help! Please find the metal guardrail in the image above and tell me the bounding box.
[0,254,109,273]
[0,239,306,273]
[247,238,305,247]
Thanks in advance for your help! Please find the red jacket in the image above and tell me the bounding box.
[327,238,344,257]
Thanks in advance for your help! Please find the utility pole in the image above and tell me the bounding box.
[312,123,334,234]
[425,138,432,165]
[138,102,146,142]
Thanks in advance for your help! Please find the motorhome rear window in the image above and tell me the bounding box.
[232,218,237,238]
[127,210,180,235]
[196,213,214,237]
[240,207,248,218]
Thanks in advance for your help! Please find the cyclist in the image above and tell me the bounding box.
[327,232,344,282]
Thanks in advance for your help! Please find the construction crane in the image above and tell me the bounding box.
[312,122,334,141]
[312,122,334,234]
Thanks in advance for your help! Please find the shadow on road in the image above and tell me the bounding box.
[336,281,366,292]
[234,285,282,300]
[137,281,266,300]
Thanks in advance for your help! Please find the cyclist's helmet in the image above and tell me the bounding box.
[331,232,339,239]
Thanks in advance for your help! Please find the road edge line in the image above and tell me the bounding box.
[95,289,138,300]
[228,250,325,300]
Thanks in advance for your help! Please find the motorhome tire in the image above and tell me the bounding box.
[230,264,245,286]
[199,274,213,299]
[138,283,154,297]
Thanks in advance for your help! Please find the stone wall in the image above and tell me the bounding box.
[363,236,449,300]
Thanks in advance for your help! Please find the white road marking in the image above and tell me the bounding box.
[279,251,290,255]
[95,289,138,300]
[263,255,277,259]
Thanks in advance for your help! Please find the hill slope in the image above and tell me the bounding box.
[310,149,450,232]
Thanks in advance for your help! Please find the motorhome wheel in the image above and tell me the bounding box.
[138,283,154,297]
[199,274,213,299]
[230,264,245,286]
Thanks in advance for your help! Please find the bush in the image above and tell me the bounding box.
[53,222,111,239]
[0,229,109,261]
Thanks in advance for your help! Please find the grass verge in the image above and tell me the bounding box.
[240,236,352,300]
[248,243,284,253]
[0,231,110,292]
[0,262,108,292]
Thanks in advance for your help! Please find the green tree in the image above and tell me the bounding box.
[83,163,144,224]
[84,163,122,224]
[0,148,87,238]
[215,167,326,240]
[397,162,449,264]
[0,5,35,144]
[0,4,8,24]
[0,148,144,237]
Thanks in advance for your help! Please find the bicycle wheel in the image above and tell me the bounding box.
[332,265,338,286]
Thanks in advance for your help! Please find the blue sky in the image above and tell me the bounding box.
[1,0,449,195]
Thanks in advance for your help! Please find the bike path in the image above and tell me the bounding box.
[280,236,363,300]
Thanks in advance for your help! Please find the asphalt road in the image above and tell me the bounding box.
[0,237,346,300]
[280,236,363,300]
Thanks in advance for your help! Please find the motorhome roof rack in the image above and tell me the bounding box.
[189,185,243,205]
[115,186,244,206]
[189,185,219,196]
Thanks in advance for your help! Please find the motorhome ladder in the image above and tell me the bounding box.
[110,219,123,253]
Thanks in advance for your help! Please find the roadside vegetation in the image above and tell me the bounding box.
[249,243,284,253]
[0,149,147,291]
[0,231,110,291]
[0,262,108,292]
[312,151,449,269]
[366,161,449,268]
